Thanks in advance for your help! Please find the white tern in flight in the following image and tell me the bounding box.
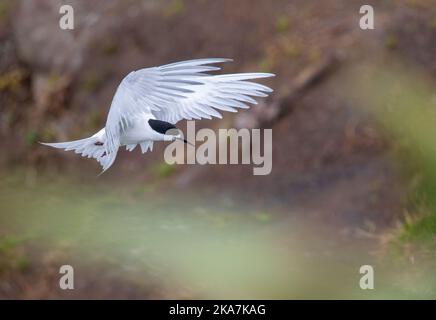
[41,58,274,173]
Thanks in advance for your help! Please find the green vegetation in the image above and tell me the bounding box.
[385,35,397,50]
[87,109,103,129]
[46,72,62,90]
[0,69,26,93]
[275,15,290,33]
[281,40,301,59]
[101,39,119,56]
[349,65,436,248]
[0,236,28,274]
[257,58,273,73]
[163,0,185,18]
[39,127,56,142]
[428,18,436,30]
[1,170,436,298]
[0,0,12,22]
[253,212,272,223]
[25,131,39,146]
[151,162,176,178]
[81,71,103,93]
[0,236,20,254]
[400,211,436,242]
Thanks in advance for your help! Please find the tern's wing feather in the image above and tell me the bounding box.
[104,58,274,156]
[40,134,116,173]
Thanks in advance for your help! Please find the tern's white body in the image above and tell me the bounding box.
[118,115,173,145]
[91,115,174,155]
[42,58,274,173]
[120,117,156,145]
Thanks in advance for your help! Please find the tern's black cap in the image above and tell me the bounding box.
[148,119,177,135]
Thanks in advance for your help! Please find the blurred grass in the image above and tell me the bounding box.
[0,0,12,22]
[0,171,298,298]
[275,15,290,33]
[163,0,185,18]
[347,63,436,247]
[151,162,176,178]
[0,235,29,274]
[0,69,26,93]
[24,131,38,146]
[2,170,436,298]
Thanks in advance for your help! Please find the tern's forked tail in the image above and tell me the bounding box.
[40,128,118,174]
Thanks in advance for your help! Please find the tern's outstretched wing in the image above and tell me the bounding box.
[104,58,274,162]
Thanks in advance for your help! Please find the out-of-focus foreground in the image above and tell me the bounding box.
[2,0,436,299]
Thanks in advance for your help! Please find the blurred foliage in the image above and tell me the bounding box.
[39,127,56,142]
[257,57,274,73]
[0,236,29,274]
[0,0,11,22]
[163,0,185,18]
[81,71,103,94]
[47,73,61,90]
[253,212,271,223]
[2,171,436,298]
[348,64,436,248]
[0,69,26,93]
[428,18,436,30]
[101,39,119,56]
[401,208,436,242]
[151,162,176,178]
[87,109,103,129]
[24,131,39,146]
[275,15,290,33]
[385,35,398,50]
[280,38,301,59]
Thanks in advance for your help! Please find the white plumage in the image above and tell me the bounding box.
[42,58,275,173]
